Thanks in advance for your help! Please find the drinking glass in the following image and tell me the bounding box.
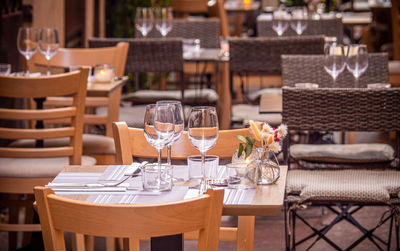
[155,7,173,37]
[272,9,289,36]
[324,43,346,86]
[290,7,308,35]
[0,64,11,75]
[39,28,59,75]
[156,100,184,165]
[17,27,39,76]
[144,104,175,191]
[346,44,368,87]
[135,7,154,37]
[188,106,219,192]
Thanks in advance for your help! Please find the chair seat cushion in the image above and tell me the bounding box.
[290,143,394,163]
[389,60,400,74]
[10,134,115,155]
[0,156,96,178]
[123,89,219,104]
[231,104,282,127]
[286,169,400,203]
[247,88,282,102]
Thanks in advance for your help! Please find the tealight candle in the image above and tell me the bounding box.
[94,64,115,83]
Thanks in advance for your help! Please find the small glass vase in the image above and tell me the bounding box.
[251,148,280,185]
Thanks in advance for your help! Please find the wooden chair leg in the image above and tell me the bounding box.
[123,237,140,251]
[106,237,116,251]
[8,194,20,251]
[236,216,255,251]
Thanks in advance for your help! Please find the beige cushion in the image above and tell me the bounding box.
[123,89,219,104]
[286,169,400,203]
[290,143,394,163]
[247,88,281,102]
[10,134,115,155]
[0,156,96,178]
[389,60,400,74]
[231,104,282,127]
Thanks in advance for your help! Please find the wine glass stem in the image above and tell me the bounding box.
[46,59,50,76]
[333,76,336,87]
[200,151,206,193]
[355,77,359,88]
[157,148,162,189]
[26,58,30,76]
[167,145,172,166]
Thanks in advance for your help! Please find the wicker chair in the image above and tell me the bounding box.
[228,36,325,127]
[281,53,389,88]
[135,18,220,48]
[257,17,343,42]
[282,87,400,250]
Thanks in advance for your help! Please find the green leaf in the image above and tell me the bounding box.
[238,143,244,158]
[246,137,255,145]
[245,144,253,159]
[236,135,248,144]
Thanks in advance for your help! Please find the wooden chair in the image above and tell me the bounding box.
[34,186,223,251]
[113,122,255,251]
[25,42,129,164]
[208,0,230,38]
[0,69,92,250]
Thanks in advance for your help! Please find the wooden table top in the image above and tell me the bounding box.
[87,76,128,96]
[259,93,282,114]
[59,165,288,217]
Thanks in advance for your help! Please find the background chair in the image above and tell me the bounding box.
[112,122,255,251]
[282,87,400,250]
[228,35,325,127]
[34,186,223,251]
[0,69,93,250]
[281,53,389,88]
[24,42,129,164]
[257,17,344,42]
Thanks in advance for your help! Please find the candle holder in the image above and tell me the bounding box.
[93,64,115,83]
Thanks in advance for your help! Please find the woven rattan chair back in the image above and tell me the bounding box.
[281,53,389,88]
[282,87,400,135]
[34,186,223,251]
[135,18,220,48]
[229,36,325,76]
[257,17,343,42]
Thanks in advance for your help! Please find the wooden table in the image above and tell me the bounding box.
[259,93,282,114]
[225,1,260,36]
[184,49,232,130]
[57,164,288,251]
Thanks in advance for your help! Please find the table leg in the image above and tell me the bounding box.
[218,61,231,130]
[235,13,244,36]
[237,216,255,251]
[151,234,183,251]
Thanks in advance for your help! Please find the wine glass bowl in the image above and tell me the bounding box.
[39,28,60,75]
[290,7,308,35]
[155,7,173,37]
[272,9,289,36]
[346,44,368,87]
[324,43,346,86]
[135,7,154,37]
[188,106,219,192]
[17,27,39,76]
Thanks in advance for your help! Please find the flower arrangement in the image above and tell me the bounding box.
[237,120,288,158]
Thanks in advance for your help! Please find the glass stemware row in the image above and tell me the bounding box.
[272,7,308,36]
[135,7,173,37]
[324,44,368,87]
[144,102,219,192]
[17,27,59,76]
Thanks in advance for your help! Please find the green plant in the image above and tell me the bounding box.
[236,135,255,159]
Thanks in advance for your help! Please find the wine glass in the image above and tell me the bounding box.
[188,106,219,192]
[17,27,39,76]
[290,7,308,35]
[272,9,289,36]
[135,7,154,37]
[324,43,346,87]
[155,7,173,37]
[156,100,184,165]
[39,28,59,76]
[346,44,368,87]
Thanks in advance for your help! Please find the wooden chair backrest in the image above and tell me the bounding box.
[29,42,129,77]
[34,186,224,251]
[208,0,229,38]
[28,42,129,137]
[0,69,89,164]
[113,122,250,164]
[391,0,400,60]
